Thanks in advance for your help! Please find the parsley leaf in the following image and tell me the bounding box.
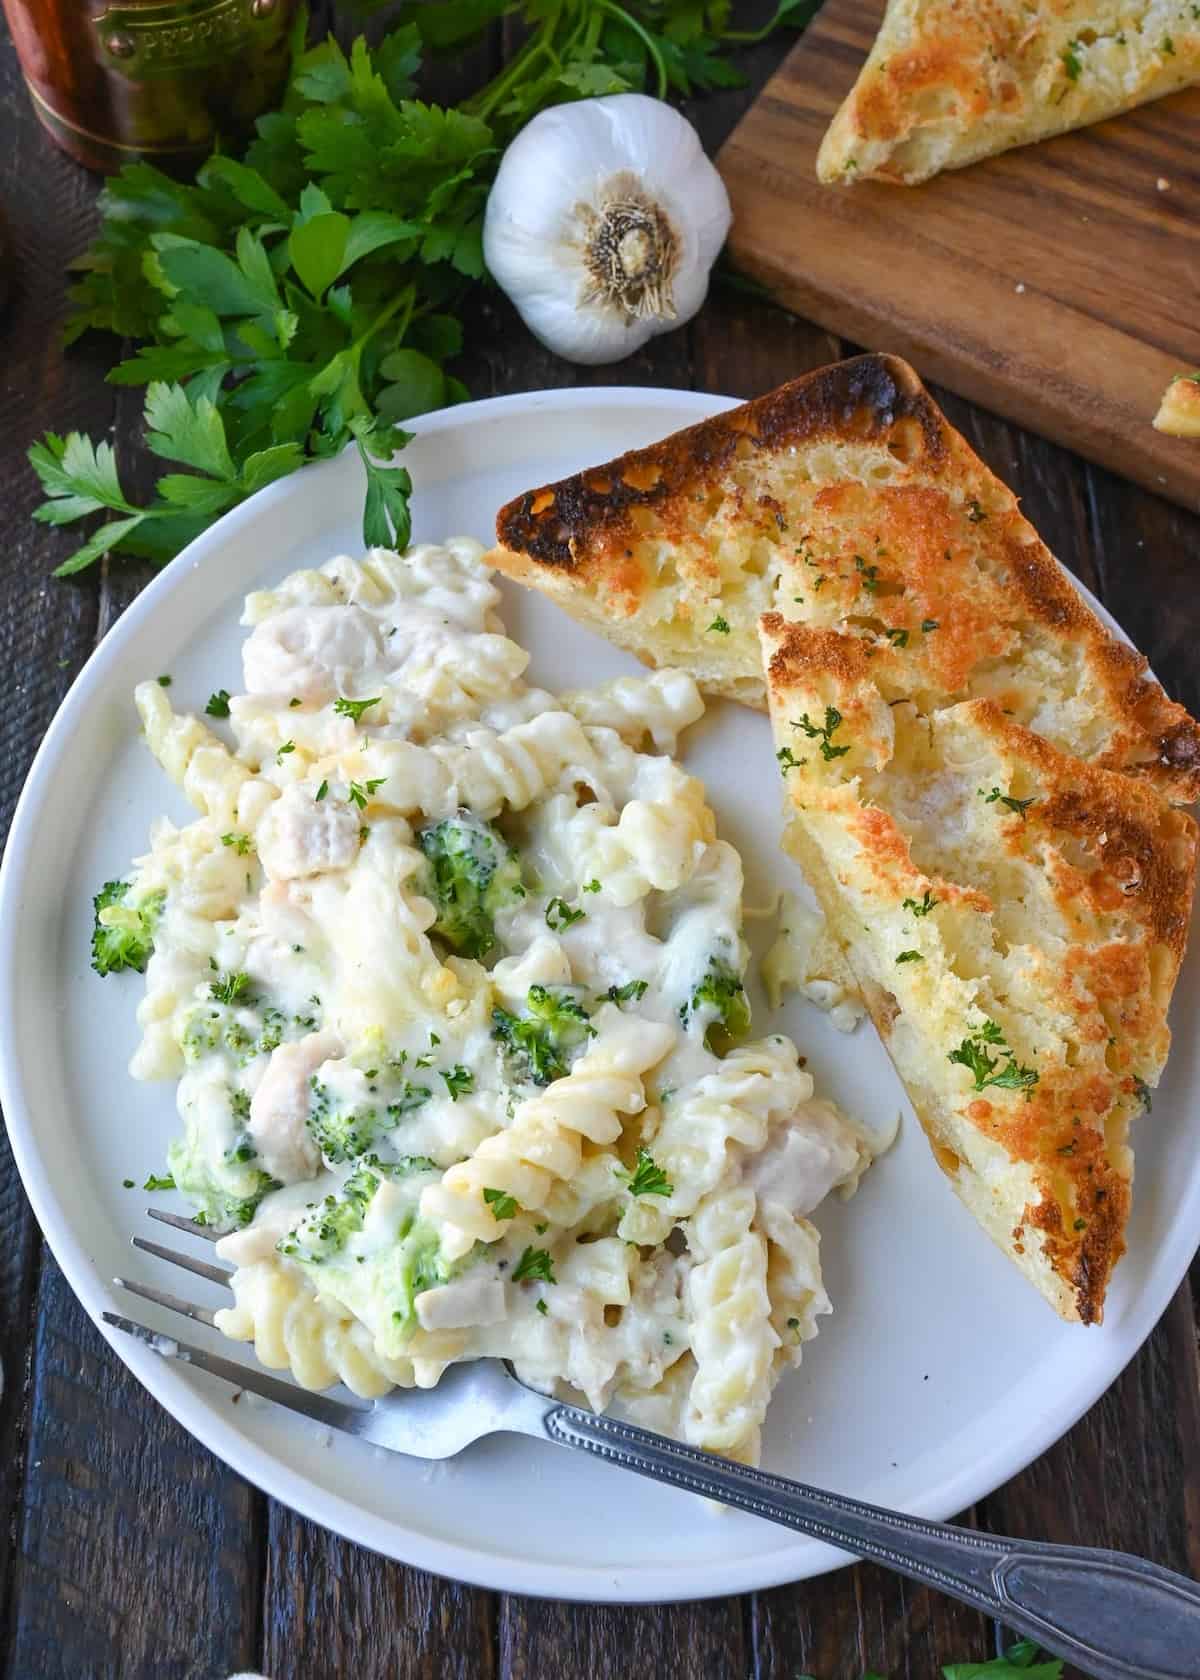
[483,1186,518,1221]
[902,891,938,916]
[334,695,381,723]
[895,950,923,963]
[545,896,585,931]
[221,831,254,855]
[707,615,730,634]
[347,777,387,809]
[980,786,1037,817]
[512,1246,556,1285]
[622,1148,673,1198]
[440,1064,474,1100]
[205,689,231,718]
[793,706,850,761]
[949,1020,1039,1097]
[143,1172,177,1192]
[777,745,804,773]
[607,979,648,1006]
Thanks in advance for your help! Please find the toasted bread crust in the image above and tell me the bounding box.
[761,611,1198,1323]
[491,354,1200,801]
[497,356,943,574]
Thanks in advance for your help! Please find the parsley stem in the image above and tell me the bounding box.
[595,0,667,97]
[467,20,558,122]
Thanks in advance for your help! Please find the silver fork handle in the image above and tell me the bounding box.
[544,1405,1200,1680]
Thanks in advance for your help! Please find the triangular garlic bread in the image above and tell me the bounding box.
[490,354,1200,804]
[759,612,1197,1321]
[817,0,1200,186]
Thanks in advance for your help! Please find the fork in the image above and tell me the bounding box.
[105,1209,1200,1680]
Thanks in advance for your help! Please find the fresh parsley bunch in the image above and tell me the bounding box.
[31,0,813,577]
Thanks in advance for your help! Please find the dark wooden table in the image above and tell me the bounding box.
[1,16,1199,1680]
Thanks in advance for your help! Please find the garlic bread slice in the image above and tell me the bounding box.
[490,355,1200,803]
[817,0,1200,187]
[760,611,1198,1323]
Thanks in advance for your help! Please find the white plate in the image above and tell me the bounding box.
[2,387,1198,1603]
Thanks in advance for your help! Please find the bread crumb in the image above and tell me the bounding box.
[1014,282,1026,294]
[1156,176,1171,192]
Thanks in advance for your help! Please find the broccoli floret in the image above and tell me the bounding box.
[279,1164,453,1352]
[91,879,164,976]
[418,811,523,959]
[493,984,595,1085]
[166,1125,278,1230]
[280,1160,380,1262]
[681,956,751,1052]
[306,1077,432,1164]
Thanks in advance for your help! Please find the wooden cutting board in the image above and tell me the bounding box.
[718,0,1200,510]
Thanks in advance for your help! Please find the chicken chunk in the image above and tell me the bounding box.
[243,605,382,703]
[249,1030,342,1183]
[258,784,361,881]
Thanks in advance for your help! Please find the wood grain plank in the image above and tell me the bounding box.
[261,1508,495,1680]
[499,1595,748,1680]
[0,33,122,1668]
[7,1255,264,1680]
[718,0,1200,511]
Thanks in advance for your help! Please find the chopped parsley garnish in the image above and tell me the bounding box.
[582,879,601,893]
[156,674,172,687]
[607,979,649,1006]
[334,695,381,723]
[535,1298,549,1316]
[347,777,386,809]
[885,627,909,648]
[903,891,938,916]
[813,574,826,590]
[793,706,850,761]
[122,1178,135,1188]
[275,741,295,764]
[776,746,804,773]
[854,555,880,593]
[288,697,301,708]
[707,616,731,634]
[895,950,923,963]
[512,1246,557,1285]
[483,1187,518,1221]
[315,780,328,801]
[230,1089,251,1122]
[921,619,939,633]
[440,1064,474,1101]
[143,1172,176,1192]
[205,689,231,718]
[221,831,254,855]
[209,970,253,1006]
[1162,34,1175,54]
[623,1149,673,1198]
[966,497,988,521]
[948,1019,1039,1097]
[545,896,585,931]
[1074,1217,1088,1232]
[980,786,1037,817]
[1133,1076,1152,1113]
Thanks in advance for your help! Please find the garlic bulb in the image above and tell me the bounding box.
[483,94,732,366]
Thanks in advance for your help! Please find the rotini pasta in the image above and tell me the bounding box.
[97,538,883,1469]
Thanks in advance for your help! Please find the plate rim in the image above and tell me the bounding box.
[1,382,1195,1603]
